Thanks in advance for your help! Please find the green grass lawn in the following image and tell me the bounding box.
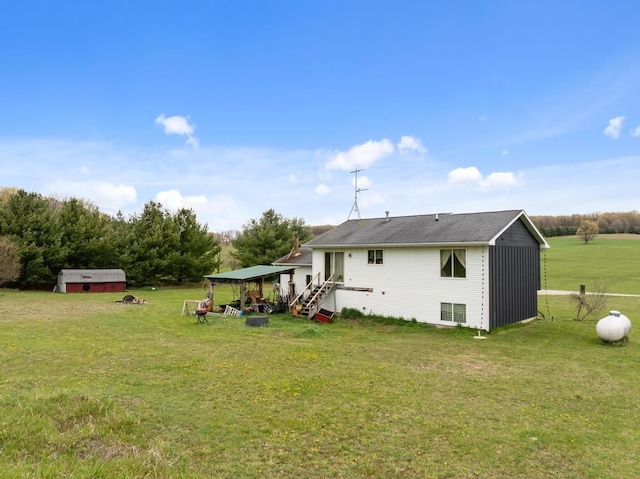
[1,237,640,478]
[1,287,639,478]
[543,234,640,294]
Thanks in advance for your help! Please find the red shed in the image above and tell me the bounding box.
[57,269,126,293]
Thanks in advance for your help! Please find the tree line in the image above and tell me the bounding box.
[0,188,221,288]
[531,211,640,237]
[0,188,316,290]
[10,183,632,290]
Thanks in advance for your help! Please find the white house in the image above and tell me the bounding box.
[271,246,313,302]
[302,210,549,331]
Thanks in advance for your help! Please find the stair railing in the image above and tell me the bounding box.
[303,274,335,317]
[289,272,321,309]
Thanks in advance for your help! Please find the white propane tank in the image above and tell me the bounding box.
[596,310,631,342]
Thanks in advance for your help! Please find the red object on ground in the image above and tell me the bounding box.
[314,308,334,323]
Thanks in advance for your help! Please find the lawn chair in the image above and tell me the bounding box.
[195,308,209,323]
[195,297,212,324]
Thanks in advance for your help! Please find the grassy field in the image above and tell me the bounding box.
[543,234,640,294]
[1,237,640,478]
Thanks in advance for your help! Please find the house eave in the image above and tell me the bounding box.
[306,241,491,249]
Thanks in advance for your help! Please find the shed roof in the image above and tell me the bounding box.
[58,269,126,283]
[304,210,549,248]
[204,265,296,284]
[272,246,313,266]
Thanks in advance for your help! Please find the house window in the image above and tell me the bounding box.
[441,303,467,323]
[367,249,384,265]
[440,249,466,278]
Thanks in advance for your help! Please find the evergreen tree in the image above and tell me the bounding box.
[170,208,221,282]
[121,202,221,286]
[232,209,312,267]
[56,198,116,268]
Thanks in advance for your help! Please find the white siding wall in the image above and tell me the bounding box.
[312,246,489,330]
[278,266,312,299]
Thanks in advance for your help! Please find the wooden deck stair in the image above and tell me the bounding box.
[300,280,335,318]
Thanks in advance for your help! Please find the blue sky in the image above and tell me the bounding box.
[1,1,639,231]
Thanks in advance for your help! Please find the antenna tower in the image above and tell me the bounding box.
[348,168,368,220]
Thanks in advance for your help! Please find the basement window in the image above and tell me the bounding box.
[441,303,467,324]
[440,249,466,278]
[367,249,384,265]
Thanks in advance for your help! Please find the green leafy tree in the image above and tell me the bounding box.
[232,209,312,267]
[0,190,62,287]
[576,220,599,244]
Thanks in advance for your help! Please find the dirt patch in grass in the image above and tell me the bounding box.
[407,354,504,378]
[0,295,132,322]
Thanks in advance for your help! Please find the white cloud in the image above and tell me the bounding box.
[7,136,639,233]
[288,173,299,184]
[397,135,427,155]
[360,192,385,208]
[316,184,331,195]
[155,114,200,148]
[603,116,625,139]
[155,189,207,211]
[448,167,521,191]
[631,126,640,138]
[325,139,394,170]
[448,166,483,183]
[478,172,522,191]
[479,115,488,122]
[501,149,509,156]
[356,175,373,190]
[45,180,137,212]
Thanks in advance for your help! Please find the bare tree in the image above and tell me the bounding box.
[576,220,599,244]
[571,282,608,321]
[0,236,21,283]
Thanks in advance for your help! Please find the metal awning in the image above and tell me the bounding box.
[204,265,295,284]
[203,265,297,311]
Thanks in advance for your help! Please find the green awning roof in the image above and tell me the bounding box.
[204,265,295,284]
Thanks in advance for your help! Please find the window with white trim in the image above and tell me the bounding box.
[367,249,384,265]
[440,249,466,278]
[441,303,467,323]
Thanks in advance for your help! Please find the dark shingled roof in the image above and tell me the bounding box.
[304,210,547,247]
[272,247,313,266]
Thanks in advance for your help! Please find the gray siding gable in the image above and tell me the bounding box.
[495,218,541,247]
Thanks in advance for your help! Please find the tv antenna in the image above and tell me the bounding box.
[348,168,368,220]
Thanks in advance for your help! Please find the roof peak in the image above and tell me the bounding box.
[347,209,523,222]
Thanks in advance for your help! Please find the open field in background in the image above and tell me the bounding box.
[1,235,639,478]
[543,234,640,295]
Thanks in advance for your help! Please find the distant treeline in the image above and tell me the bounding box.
[531,211,640,237]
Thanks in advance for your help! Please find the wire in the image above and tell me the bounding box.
[542,249,553,321]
